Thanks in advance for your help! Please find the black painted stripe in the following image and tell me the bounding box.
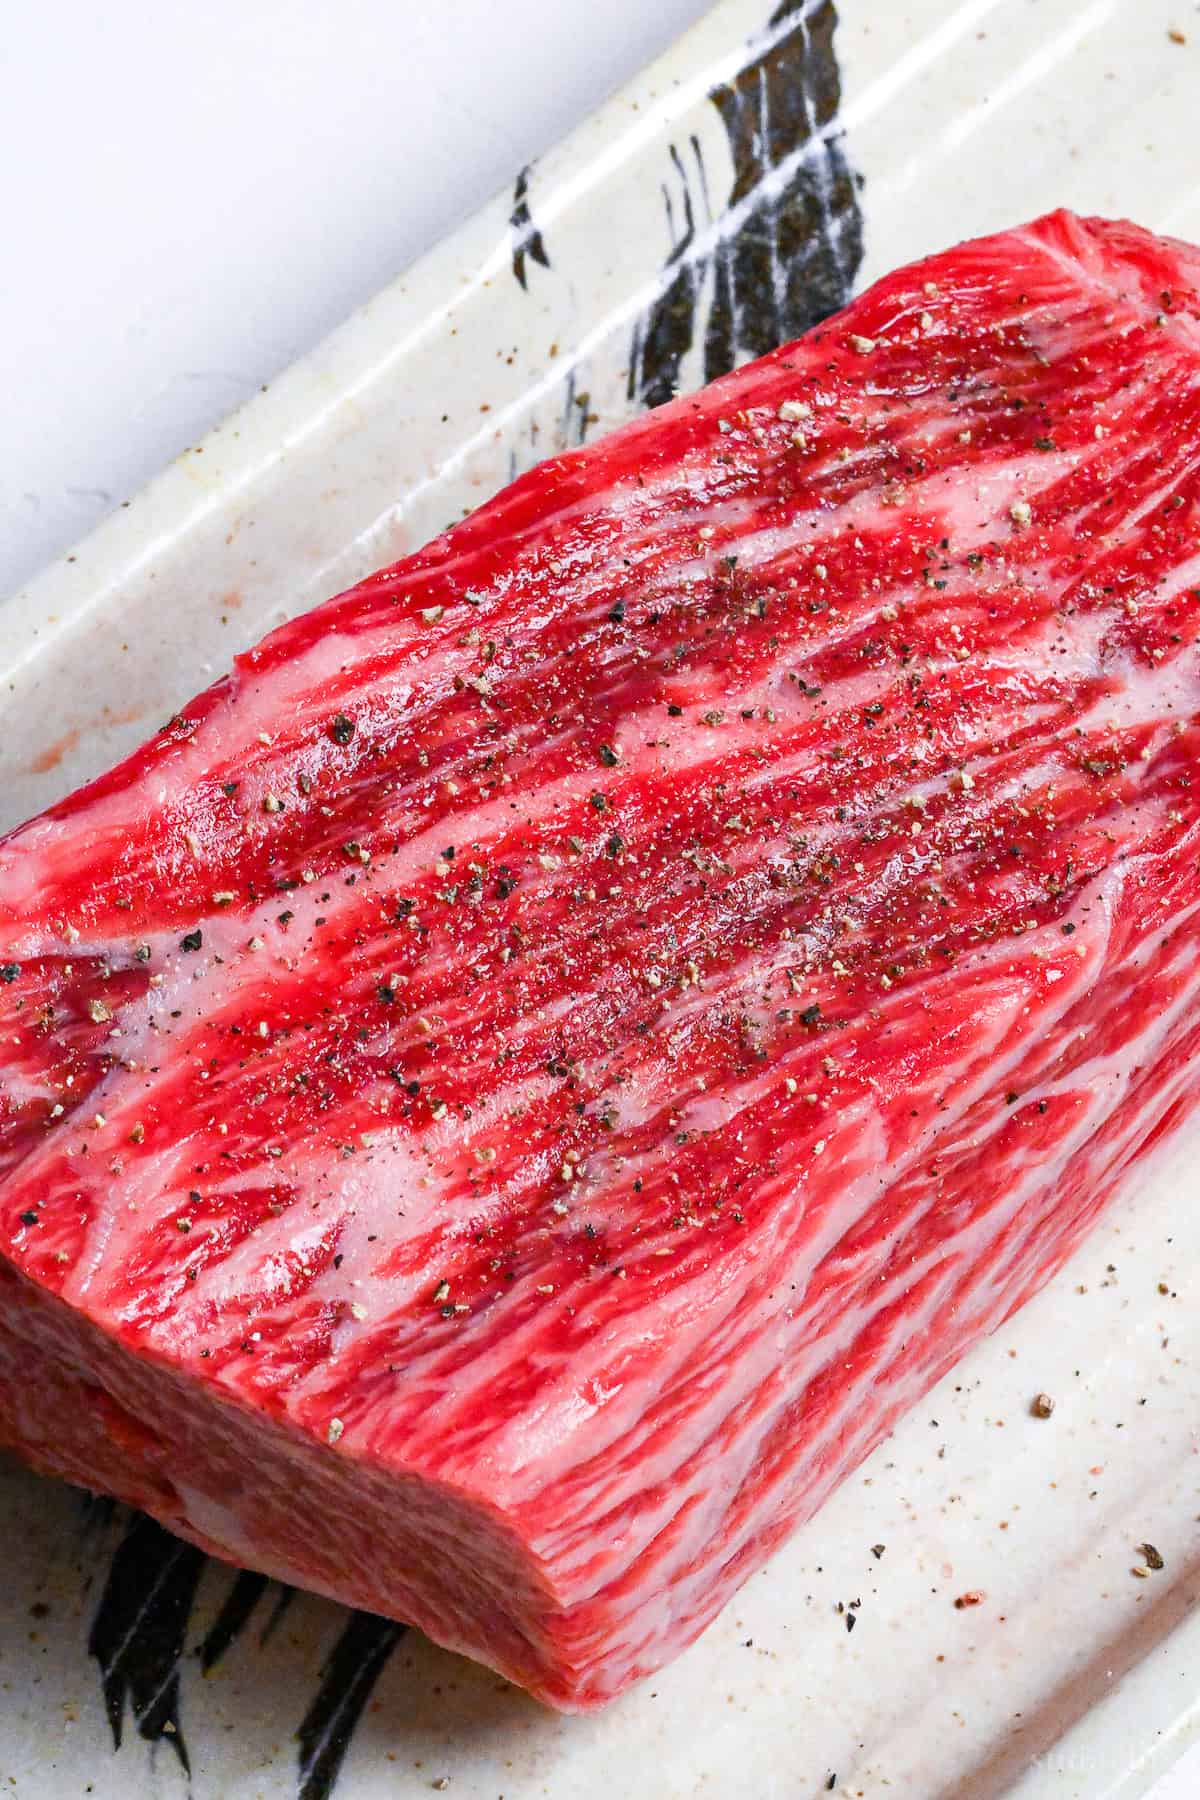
[197,1569,270,1673]
[510,165,552,291]
[87,1512,206,1773]
[632,0,863,406]
[295,1613,408,1800]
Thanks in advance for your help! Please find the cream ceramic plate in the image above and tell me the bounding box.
[4,3,1200,1796]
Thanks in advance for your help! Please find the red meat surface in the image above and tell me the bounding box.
[3,210,1200,1708]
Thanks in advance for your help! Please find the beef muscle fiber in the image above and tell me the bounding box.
[3,211,1200,1707]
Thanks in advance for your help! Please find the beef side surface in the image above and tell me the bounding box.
[3,211,1200,1707]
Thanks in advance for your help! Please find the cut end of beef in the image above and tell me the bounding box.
[4,210,1200,1706]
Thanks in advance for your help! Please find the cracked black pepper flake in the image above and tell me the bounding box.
[799,1003,823,1028]
[589,792,609,814]
[329,712,356,745]
[0,964,19,984]
[1139,1542,1165,1570]
[180,930,203,953]
[606,833,625,858]
[19,1210,38,1226]
[608,600,626,623]
[598,744,620,768]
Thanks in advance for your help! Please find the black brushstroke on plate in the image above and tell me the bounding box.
[82,1500,406,1798]
[629,0,864,406]
[260,1580,299,1646]
[560,365,594,448]
[68,5,863,1794]
[510,164,551,290]
[197,1568,269,1672]
[88,1512,207,1773]
[295,1613,408,1800]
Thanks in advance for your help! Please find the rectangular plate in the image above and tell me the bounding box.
[3,3,1200,1797]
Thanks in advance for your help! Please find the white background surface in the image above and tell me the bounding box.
[3,3,1199,1794]
[0,0,713,599]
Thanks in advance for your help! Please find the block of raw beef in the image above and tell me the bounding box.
[3,210,1200,1707]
